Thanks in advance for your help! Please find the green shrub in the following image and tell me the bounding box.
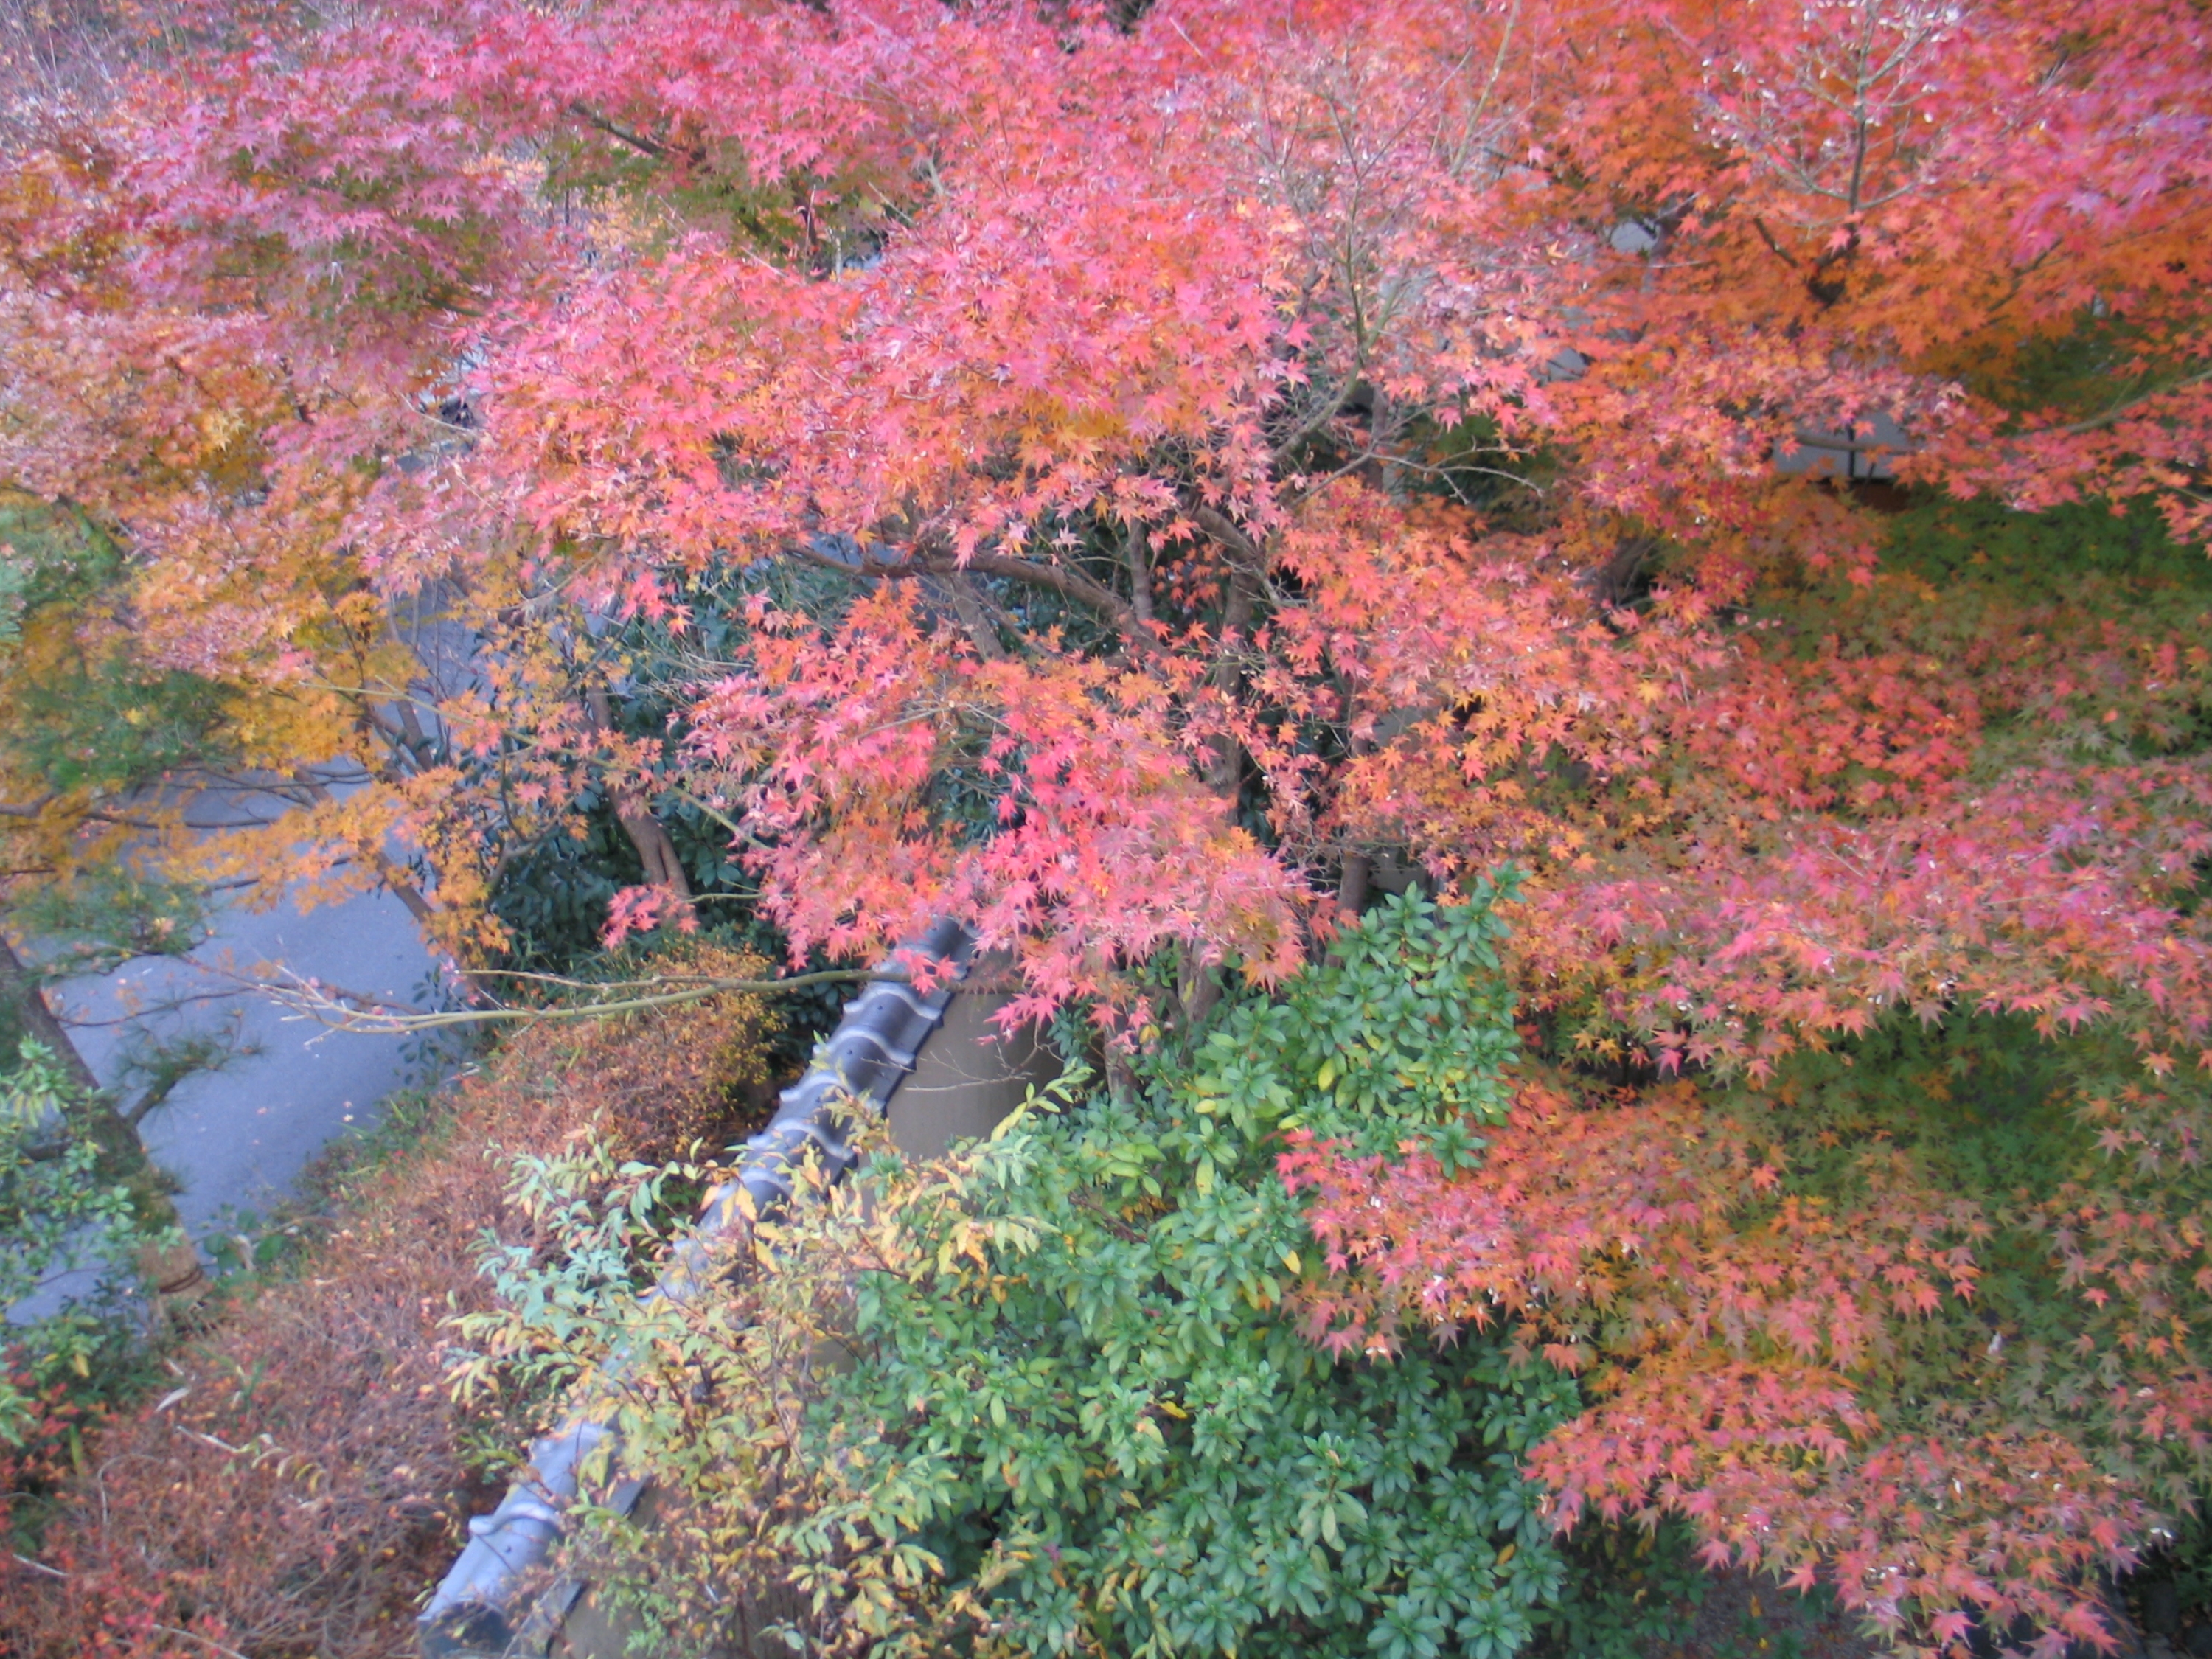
[0,1040,163,1544]
[1531,1520,1708,1659]
[459,881,1584,1659]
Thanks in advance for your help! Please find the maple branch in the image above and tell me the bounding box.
[1270,378,1365,470]
[88,810,167,831]
[1189,504,1265,574]
[923,552,1142,637]
[787,535,1147,642]
[1183,501,1267,821]
[933,571,1010,661]
[2046,366,2212,439]
[481,964,1014,997]
[261,965,957,1035]
[1749,216,1799,271]
[59,987,260,1029]
[361,703,426,774]
[672,788,747,844]
[282,769,495,1001]
[1467,0,1522,132]
[567,102,668,159]
[1787,432,1898,454]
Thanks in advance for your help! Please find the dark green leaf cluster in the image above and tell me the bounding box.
[789,886,1574,1659]
[0,493,236,800]
[1534,1520,1711,1659]
[0,492,125,631]
[10,866,212,978]
[10,653,233,797]
[1879,493,2212,602]
[0,1040,162,1448]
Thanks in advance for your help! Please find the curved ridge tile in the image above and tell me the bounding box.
[417,922,973,1658]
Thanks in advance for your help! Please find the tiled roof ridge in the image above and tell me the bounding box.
[417,917,974,1658]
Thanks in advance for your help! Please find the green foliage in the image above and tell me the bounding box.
[11,867,212,979]
[0,1040,161,1448]
[487,800,637,967]
[459,883,1583,1659]
[1701,1009,2212,1491]
[1530,1520,1708,1658]
[11,648,234,797]
[465,1133,700,1406]
[1270,888,1519,1146]
[1880,491,2212,610]
[1726,1010,2090,1212]
[0,546,27,648]
[1957,307,2208,441]
[0,490,125,630]
[0,492,232,799]
[807,889,1558,1659]
[0,995,21,1061]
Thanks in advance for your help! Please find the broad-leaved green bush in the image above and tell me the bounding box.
[0,1040,159,1448]
[459,883,1586,1659]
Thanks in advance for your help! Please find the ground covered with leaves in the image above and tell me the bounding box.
[0,944,776,1659]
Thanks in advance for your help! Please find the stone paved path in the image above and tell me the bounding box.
[49,876,434,1239]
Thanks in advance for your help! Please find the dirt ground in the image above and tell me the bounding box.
[1639,1571,2208,1659]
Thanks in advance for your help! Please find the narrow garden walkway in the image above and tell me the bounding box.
[50,875,432,1241]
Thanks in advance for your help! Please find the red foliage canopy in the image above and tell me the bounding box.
[4,0,2211,1650]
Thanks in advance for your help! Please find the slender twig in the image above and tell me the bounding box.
[785,536,1146,642]
[262,967,939,1036]
[153,1624,252,1659]
[671,789,746,843]
[2050,366,2212,438]
[474,966,880,994]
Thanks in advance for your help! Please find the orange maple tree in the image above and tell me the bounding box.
[3,0,2211,1650]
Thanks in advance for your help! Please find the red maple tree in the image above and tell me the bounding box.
[4,0,2210,1650]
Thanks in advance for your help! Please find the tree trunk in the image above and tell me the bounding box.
[614,800,693,897]
[1201,563,1261,804]
[585,688,692,900]
[0,925,187,1245]
[1123,522,1155,625]
[939,571,1009,661]
[1335,852,1371,920]
[0,927,100,1093]
[1177,951,1222,1031]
